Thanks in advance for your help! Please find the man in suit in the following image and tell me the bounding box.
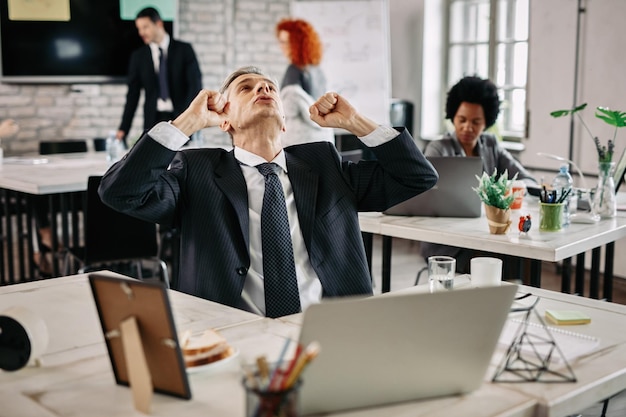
[99,66,438,317]
[116,7,202,145]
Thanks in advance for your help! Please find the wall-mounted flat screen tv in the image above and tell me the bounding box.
[0,0,174,84]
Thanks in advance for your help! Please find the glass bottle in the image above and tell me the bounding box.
[591,161,617,218]
[551,164,573,226]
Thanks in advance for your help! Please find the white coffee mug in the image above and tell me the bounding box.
[470,257,502,287]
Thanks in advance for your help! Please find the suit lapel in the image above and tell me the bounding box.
[215,152,250,249]
[286,153,318,250]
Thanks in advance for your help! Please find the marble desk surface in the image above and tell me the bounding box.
[0,272,538,417]
[0,152,109,194]
[4,273,626,416]
[359,197,626,262]
[391,282,626,417]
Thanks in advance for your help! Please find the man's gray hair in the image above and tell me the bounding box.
[219,66,279,94]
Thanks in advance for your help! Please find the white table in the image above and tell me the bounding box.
[0,272,539,417]
[387,281,626,417]
[0,153,109,194]
[0,153,109,282]
[7,272,626,416]
[359,198,626,300]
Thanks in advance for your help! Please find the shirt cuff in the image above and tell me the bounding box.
[148,121,189,150]
[358,125,400,147]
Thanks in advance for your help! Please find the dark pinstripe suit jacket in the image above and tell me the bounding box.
[99,129,438,311]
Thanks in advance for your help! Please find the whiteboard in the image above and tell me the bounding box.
[291,0,391,125]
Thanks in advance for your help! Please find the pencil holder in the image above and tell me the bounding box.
[243,374,302,417]
[539,202,564,232]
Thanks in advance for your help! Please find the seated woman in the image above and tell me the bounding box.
[421,76,537,274]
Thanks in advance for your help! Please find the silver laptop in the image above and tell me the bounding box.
[298,284,518,415]
[384,156,484,217]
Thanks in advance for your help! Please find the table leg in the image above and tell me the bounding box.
[604,242,615,302]
[25,195,37,279]
[1,190,8,283]
[382,236,392,293]
[590,247,601,299]
[48,194,61,277]
[575,252,586,296]
[561,257,572,293]
[530,260,541,287]
[15,192,27,281]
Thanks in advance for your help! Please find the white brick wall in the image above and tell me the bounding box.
[0,0,291,154]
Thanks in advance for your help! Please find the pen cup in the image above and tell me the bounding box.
[539,202,564,232]
[243,374,302,417]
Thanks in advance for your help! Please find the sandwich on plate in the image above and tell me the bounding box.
[181,329,235,368]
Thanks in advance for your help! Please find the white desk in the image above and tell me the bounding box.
[385,281,626,417]
[6,272,626,416]
[0,153,109,195]
[0,153,109,282]
[359,198,626,300]
[0,272,539,417]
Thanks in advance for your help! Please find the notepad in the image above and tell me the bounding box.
[545,309,591,325]
[499,318,599,364]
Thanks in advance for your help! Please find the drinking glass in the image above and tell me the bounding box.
[428,256,456,292]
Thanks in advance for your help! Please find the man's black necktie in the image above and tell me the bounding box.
[256,163,301,318]
[158,47,169,100]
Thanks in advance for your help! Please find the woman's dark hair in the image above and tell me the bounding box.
[445,76,501,128]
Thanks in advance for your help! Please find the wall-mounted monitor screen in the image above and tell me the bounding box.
[0,0,174,84]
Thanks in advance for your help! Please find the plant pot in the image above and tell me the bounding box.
[484,204,511,234]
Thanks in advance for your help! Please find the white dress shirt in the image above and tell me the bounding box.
[149,122,400,314]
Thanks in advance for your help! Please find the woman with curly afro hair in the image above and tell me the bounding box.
[421,76,537,273]
[275,18,334,146]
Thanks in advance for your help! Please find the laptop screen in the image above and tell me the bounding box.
[298,284,518,415]
[383,156,484,217]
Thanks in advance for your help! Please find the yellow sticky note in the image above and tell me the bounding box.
[545,309,591,325]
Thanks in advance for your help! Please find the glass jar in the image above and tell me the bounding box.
[591,161,617,218]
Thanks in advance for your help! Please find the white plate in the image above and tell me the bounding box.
[186,348,240,374]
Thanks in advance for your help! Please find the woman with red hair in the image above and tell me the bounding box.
[276,18,334,146]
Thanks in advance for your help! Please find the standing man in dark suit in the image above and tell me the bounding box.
[116,7,202,144]
[99,66,438,317]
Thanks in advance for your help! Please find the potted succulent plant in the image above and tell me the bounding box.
[473,169,518,234]
[550,103,626,218]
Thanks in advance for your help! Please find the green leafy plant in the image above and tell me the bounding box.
[472,169,518,210]
[550,103,626,163]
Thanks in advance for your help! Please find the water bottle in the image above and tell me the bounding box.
[105,130,125,163]
[552,164,574,227]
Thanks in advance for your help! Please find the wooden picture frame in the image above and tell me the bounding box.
[88,273,191,407]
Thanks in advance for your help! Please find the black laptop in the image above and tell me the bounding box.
[384,156,484,217]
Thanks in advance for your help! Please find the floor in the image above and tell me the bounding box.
[367,235,626,417]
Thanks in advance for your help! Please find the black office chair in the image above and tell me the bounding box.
[93,138,107,152]
[63,176,169,287]
[39,140,88,155]
[390,99,414,136]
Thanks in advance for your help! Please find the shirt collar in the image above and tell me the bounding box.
[150,33,170,53]
[234,146,288,172]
